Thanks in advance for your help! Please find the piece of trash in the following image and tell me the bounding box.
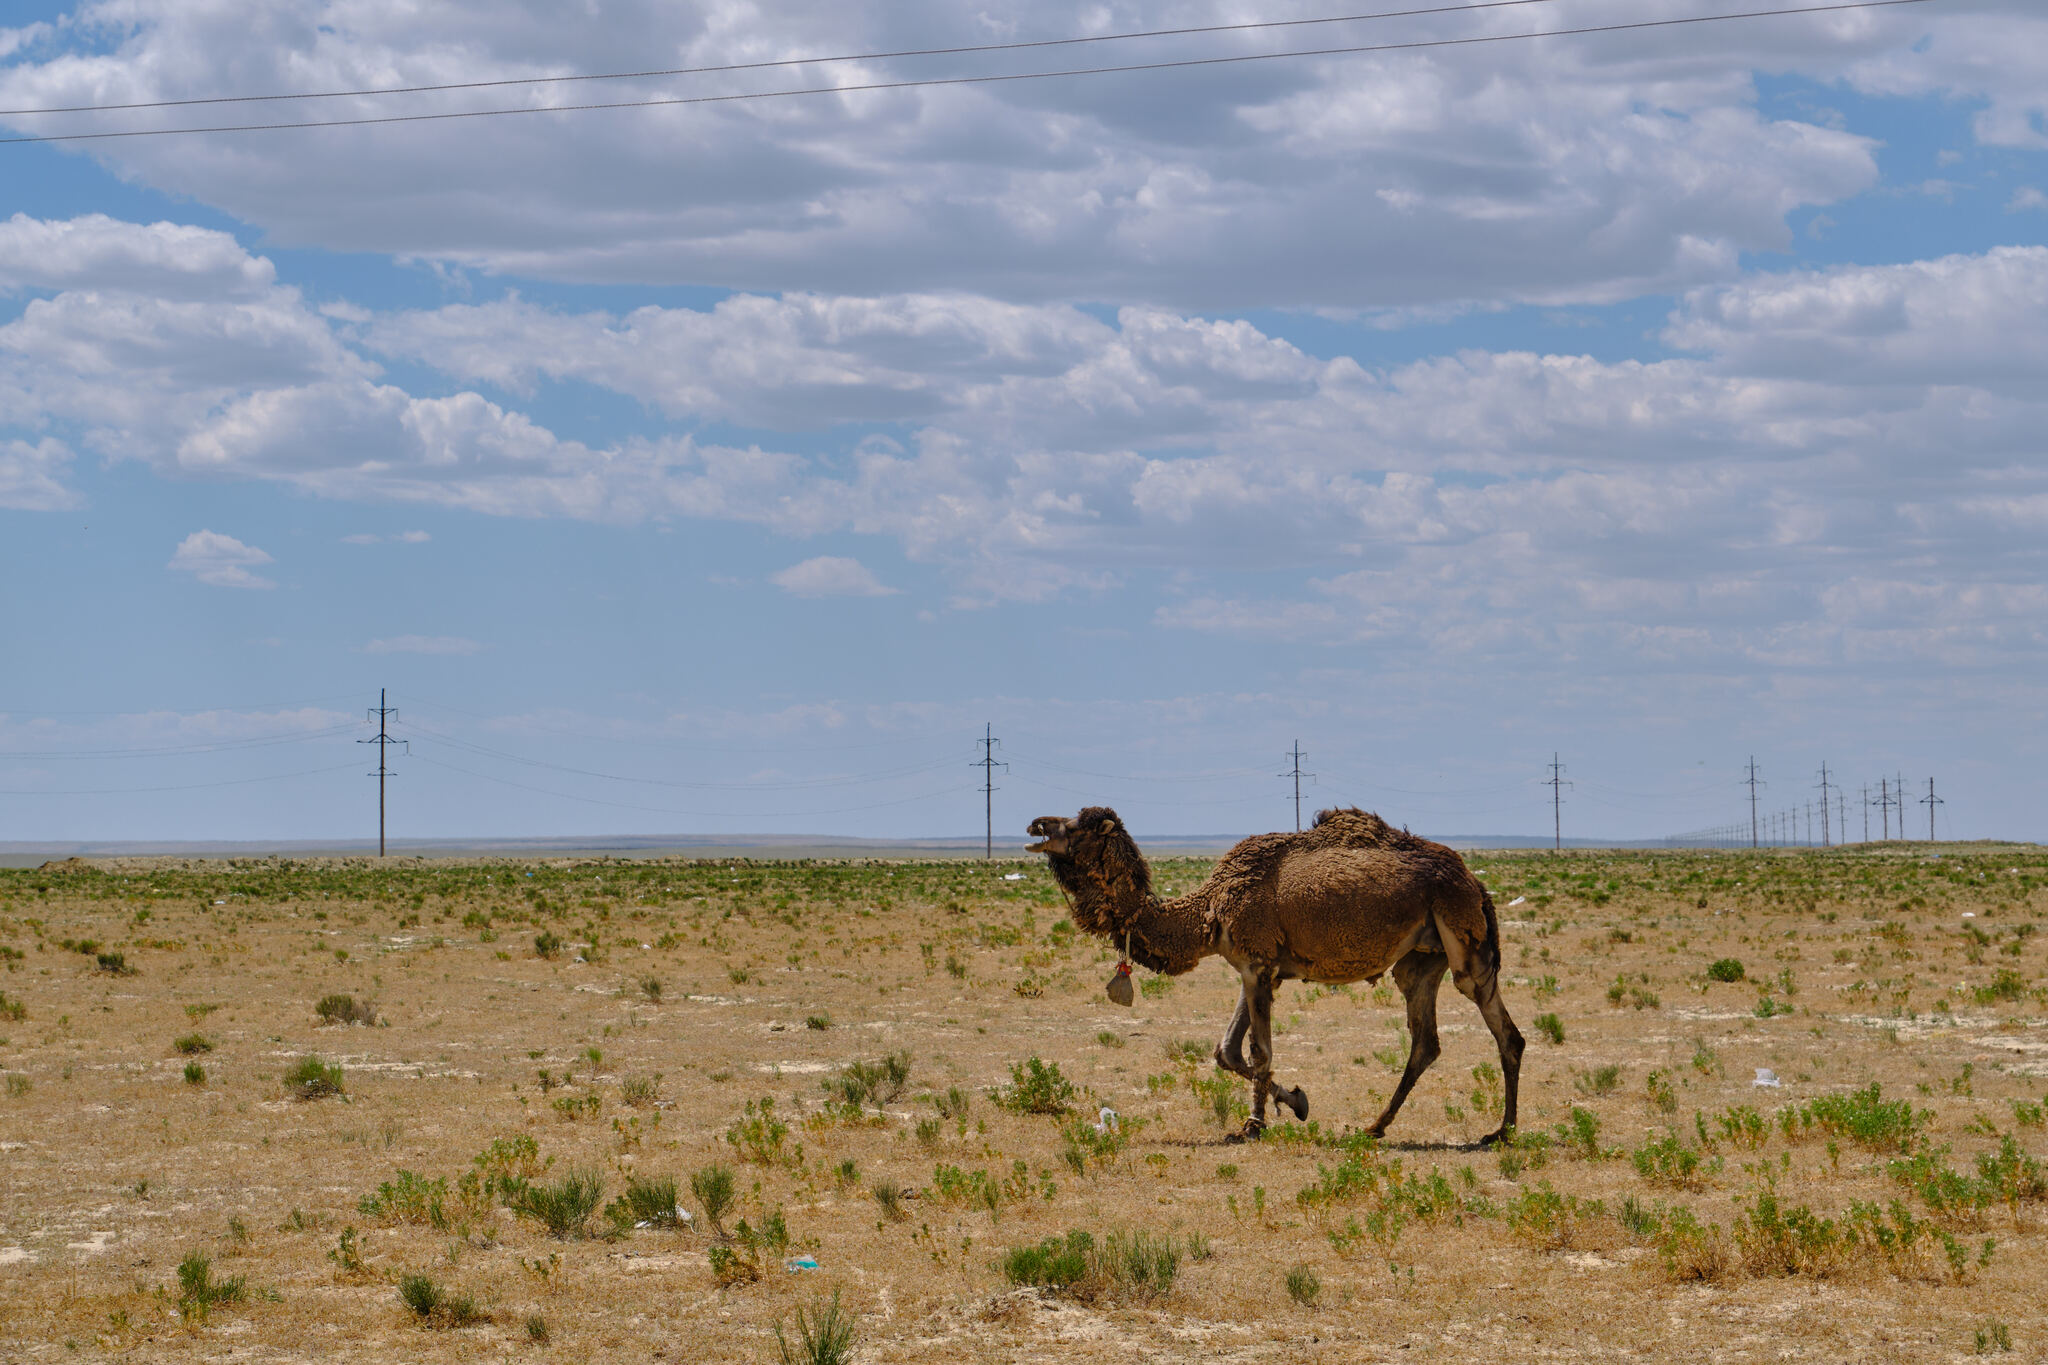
[1003,872,1026,880]
[212,899,226,906]
[1753,1068,1782,1089]
[1094,1106,1119,1134]
[1506,896,1527,907]
[786,1256,819,1272]
[1962,912,1975,918]
[640,943,651,949]
[677,1208,693,1226]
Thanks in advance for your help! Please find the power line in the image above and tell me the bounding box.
[1281,741,1315,832]
[1920,776,1943,842]
[0,761,360,797]
[1544,752,1571,851]
[973,723,1006,859]
[1745,757,1764,849]
[360,689,406,858]
[0,722,359,761]
[407,751,963,819]
[0,0,1937,147]
[0,1,1588,117]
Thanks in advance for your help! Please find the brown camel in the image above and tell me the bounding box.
[1026,805,1524,1144]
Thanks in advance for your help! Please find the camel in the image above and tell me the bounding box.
[1026,805,1524,1144]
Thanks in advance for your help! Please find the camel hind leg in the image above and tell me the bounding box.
[1366,950,1448,1138]
[1437,910,1525,1146]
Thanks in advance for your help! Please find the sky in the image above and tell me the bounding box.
[1,0,2044,847]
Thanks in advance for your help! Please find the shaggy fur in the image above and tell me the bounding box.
[1027,805,1526,1143]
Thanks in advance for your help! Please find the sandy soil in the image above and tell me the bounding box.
[1,842,2044,1362]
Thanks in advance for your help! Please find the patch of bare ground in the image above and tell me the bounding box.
[0,844,2044,1361]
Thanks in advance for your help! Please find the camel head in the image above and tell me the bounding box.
[1026,807,1152,939]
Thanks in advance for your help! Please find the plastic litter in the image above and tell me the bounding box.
[1507,896,1527,907]
[1753,1068,1782,1088]
[1094,1106,1120,1134]
[1963,912,1975,918]
[786,1256,819,1272]
[1003,872,1026,880]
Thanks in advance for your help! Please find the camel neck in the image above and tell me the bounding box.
[1047,854,1209,976]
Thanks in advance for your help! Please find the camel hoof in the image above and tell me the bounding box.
[1479,1126,1515,1149]
[1282,1087,1308,1122]
[1228,1119,1266,1144]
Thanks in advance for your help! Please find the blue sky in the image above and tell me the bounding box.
[2,1,2044,845]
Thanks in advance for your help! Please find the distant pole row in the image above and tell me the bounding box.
[1667,761,1945,847]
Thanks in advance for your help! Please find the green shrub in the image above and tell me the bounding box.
[1532,1013,1565,1045]
[727,1096,797,1165]
[1707,958,1745,983]
[1631,1133,1707,1189]
[509,1169,605,1239]
[359,1170,449,1226]
[397,1272,485,1327]
[173,1033,213,1055]
[620,1073,661,1108]
[95,951,133,976]
[823,1052,911,1113]
[314,993,377,1026]
[534,931,563,960]
[1285,1264,1321,1306]
[0,991,24,1023]
[175,1252,246,1321]
[284,1055,344,1100]
[1574,1064,1621,1096]
[999,1228,1189,1303]
[773,1289,857,1365]
[995,1056,1077,1115]
[691,1164,736,1234]
[1797,1084,1928,1153]
[183,1061,206,1086]
[606,1174,681,1231]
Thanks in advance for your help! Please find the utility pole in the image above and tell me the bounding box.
[1878,777,1890,840]
[973,724,1006,859]
[359,688,406,858]
[1544,753,1571,851]
[1815,761,1837,846]
[1280,742,1314,832]
[1745,757,1763,848]
[1860,784,1869,843]
[1921,777,1943,842]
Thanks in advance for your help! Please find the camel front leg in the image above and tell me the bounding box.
[1214,991,1254,1081]
[1234,968,1307,1139]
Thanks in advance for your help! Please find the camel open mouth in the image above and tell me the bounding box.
[1025,817,1067,855]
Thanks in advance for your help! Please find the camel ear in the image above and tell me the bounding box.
[1101,817,1119,833]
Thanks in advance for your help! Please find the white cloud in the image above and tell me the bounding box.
[363,635,483,655]
[770,556,899,598]
[167,530,274,589]
[0,1,1942,310]
[0,212,274,298]
[0,437,78,510]
[340,530,432,544]
[396,529,431,543]
[2010,187,2048,214]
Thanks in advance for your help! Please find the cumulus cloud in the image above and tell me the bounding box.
[167,530,274,588]
[0,213,274,298]
[0,1,1967,310]
[363,635,483,655]
[2010,187,2048,213]
[770,556,899,598]
[0,437,78,510]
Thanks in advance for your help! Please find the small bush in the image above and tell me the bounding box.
[398,1272,486,1328]
[1574,1064,1621,1096]
[525,1313,551,1344]
[1533,1013,1565,1045]
[359,1170,449,1226]
[0,991,24,1023]
[1285,1264,1321,1306]
[1975,1319,2013,1354]
[806,1013,831,1030]
[607,1173,682,1231]
[534,931,563,960]
[1707,958,1746,983]
[872,1181,907,1221]
[183,1061,206,1086]
[175,1251,246,1321]
[999,1229,1188,1303]
[284,1055,344,1100]
[620,1073,661,1108]
[638,975,663,1003]
[1798,1084,1928,1153]
[315,993,377,1026]
[95,951,134,976]
[691,1164,736,1234]
[824,1052,911,1113]
[774,1288,857,1365]
[995,1056,1077,1115]
[509,1169,605,1239]
[173,1033,212,1055]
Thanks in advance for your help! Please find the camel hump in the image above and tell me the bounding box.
[1309,806,1395,844]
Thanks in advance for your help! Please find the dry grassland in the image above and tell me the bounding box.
[3,843,2047,1363]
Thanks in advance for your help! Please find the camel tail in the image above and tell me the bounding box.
[1479,887,1502,976]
